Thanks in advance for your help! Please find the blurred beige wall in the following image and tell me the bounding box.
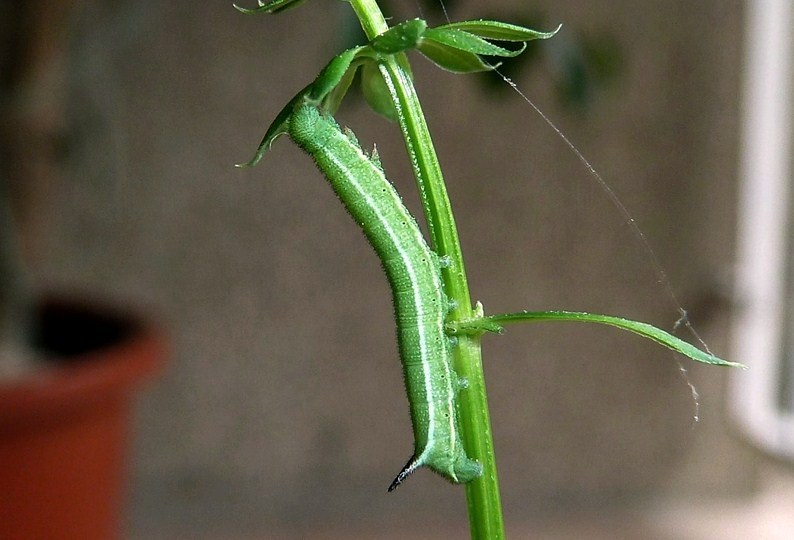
[36,0,754,536]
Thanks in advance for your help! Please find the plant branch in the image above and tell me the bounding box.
[349,1,505,538]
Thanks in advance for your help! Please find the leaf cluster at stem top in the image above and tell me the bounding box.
[235,14,559,167]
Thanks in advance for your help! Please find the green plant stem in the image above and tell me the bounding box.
[349,1,505,538]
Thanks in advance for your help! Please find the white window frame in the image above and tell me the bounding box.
[731,0,794,456]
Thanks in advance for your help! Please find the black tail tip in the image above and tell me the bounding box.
[388,456,418,492]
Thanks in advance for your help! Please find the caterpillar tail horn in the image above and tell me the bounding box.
[388,456,419,492]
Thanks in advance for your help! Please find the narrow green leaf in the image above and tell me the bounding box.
[436,20,561,42]
[417,38,492,73]
[321,59,360,115]
[371,18,427,54]
[233,0,310,15]
[423,28,526,58]
[308,46,367,104]
[482,310,746,368]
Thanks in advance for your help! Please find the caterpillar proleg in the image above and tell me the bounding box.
[287,105,481,490]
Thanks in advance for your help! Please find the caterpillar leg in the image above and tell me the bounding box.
[449,453,482,483]
[388,455,420,492]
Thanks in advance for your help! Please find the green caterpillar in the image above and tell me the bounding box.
[287,105,481,490]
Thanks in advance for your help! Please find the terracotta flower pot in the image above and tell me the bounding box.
[0,297,165,540]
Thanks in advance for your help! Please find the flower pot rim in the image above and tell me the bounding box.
[0,294,166,426]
